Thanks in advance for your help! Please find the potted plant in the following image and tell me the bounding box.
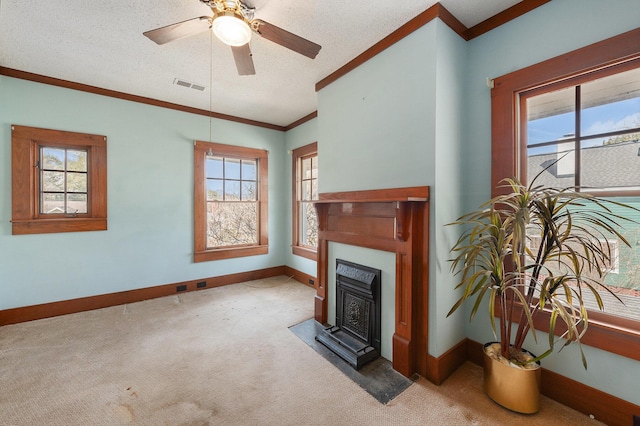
[448,171,636,413]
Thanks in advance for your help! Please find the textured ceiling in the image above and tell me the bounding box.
[0,0,522,127]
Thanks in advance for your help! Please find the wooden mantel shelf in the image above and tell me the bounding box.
[316,186,430,203]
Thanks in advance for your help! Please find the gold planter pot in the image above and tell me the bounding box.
[483,342,541,414]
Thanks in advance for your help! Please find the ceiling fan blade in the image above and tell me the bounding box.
[143,16,211,45]
[231,44,256,75]
[252,19,321,59]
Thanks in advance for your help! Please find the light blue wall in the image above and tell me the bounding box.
[0,76,287,309]
[284,118,318,278]
[317,19,468,358]
[463,0,640,405]
[317,22,438,194]
[430,19,468,357]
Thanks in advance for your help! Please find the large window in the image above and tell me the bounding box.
[291,142,318,260]
[491,28,640,361]
[11,125,107,235]
[194,141,268,262]
[522,66,640,325]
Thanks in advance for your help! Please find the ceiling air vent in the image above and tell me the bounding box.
[173,78,207,91]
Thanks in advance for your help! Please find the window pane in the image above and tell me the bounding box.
[526,86,576,146]
[225,158,241,180]
[579,67,640,192]
[67,193,87,213]
[311,157,318,179]
[207,179,223,201]
[42,148,65,170]
[526,86,576,187]
[67,150,87,172]
[206,156,223,179]
[527,142,576,188]
[66,172,87,192]
[42,193,64,214]
[42,171,65,192]
[225,180,241,201]
[525,203,640,323]
[242,160,256,181]
[312,179,318,200]
[302,157,312,179]
[580,134,640,191]
[302,180,312,201]
[582,198,640,322]
[300,201,318,247]
[207,201,258,248]
[581,67,640,138]
[242,181,257,201]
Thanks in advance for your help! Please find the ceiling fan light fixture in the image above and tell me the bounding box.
[212,13,252,46]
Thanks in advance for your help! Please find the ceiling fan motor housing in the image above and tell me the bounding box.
[145,0,320,75]
[212,10,252,46]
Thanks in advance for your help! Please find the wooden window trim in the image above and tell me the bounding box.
[491,28,640,361]
[291,142,318,261]
[194,141,268,262]
[11,125,107,235]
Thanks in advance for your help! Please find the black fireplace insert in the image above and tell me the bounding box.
[315,259,381,369]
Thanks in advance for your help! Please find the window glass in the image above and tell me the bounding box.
[40,147,88,214]
[203,149,262,250]
[207,179,223,201]
[522,66,640,324]
[526,86,576,188]
[206,157,224,179]
[224,180,241,201]
[242,160,256,180]
[527,86,576,147]
[300,154,318,248]
[291,143,318,258]
[581,67,640,137]
[242,181,257,201]
[525,67,640,193]
[207,202,258,248]
[225,158,241,180]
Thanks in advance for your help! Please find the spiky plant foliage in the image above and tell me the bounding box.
[448,174,636,368]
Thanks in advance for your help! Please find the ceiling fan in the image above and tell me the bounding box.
[143,0,322,76]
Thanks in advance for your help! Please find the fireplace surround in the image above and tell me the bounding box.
[314,186,430,378]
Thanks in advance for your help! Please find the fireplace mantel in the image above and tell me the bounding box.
[316,186,429,203]
[314,186,430,378]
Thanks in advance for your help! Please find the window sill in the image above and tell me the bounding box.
[533,308,640,362]
[12,218,107,235]
[292,245,317,261]
[502,300,640,363]
[194,245,269,262]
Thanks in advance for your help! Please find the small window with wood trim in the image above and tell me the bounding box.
[292,142,318,260]
[194,141,269,262]
[11,125,107,235]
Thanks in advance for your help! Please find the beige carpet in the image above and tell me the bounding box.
[0,276,603,425]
